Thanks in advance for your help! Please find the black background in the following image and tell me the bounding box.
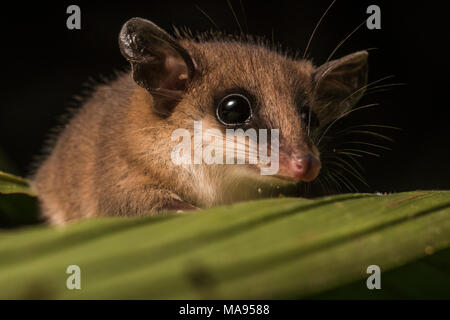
[0,300,445,318]
[0,0,448,193]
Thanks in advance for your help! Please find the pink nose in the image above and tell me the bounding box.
[291,154,321,182]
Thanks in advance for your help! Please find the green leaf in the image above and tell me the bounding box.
[0,171,39,228]
[0,190,449,299]
[0,171,36,196]
[312,246,450,299]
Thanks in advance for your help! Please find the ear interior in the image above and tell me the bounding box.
[119,18,195,115]
[313,51,368,125]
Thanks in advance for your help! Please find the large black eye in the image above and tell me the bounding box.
[300,106,320,129]
[216,93,252,125]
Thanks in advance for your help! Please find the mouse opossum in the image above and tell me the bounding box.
[31,18,368,225]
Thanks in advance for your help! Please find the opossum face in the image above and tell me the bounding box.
[119,18,368,184]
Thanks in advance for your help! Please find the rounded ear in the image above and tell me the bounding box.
[119,17,195,115]
[313,51,368,125]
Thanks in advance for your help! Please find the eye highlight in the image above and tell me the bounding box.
[299,106,320,129]
[216,93,252,125]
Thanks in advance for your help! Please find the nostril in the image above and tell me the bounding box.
[294,156,310,175]
[292,154,321,182]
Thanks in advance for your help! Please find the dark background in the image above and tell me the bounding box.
[0,0,447,193]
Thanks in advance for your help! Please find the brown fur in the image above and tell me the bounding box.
[31,26,367,225]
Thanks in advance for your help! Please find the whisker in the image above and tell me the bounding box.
[316,103,379,146]
[342,75,394,105]
[303,0,337,59]
[316,171,336,194]
[334,124,401,135]
[325,154,365,177]
[325,157,368,185]
[226,0,243,33]
[337,152,365,172]
[326,19,366,62]
[334,151,363,158]
[364,88,395,96]
[337,148,380,157]
[334,130,395,142]
[318,173,335,194]
[239,0,249,32]
[332,168,361,191]
[329,169,358,192]
[326,171,343,193]
[195,5,220,30]
[366,83,407,91]
[336,140,392,151]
